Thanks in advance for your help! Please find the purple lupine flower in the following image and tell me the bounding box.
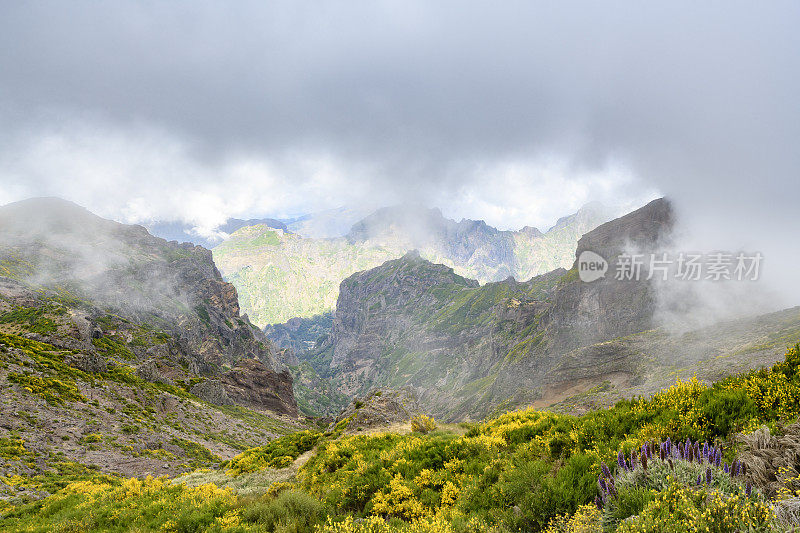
[684,440,691,459]
[697,474,702,486]
[666,437,672,453]
[598,477,607,493]
[677,446,684,460]
[630,451,637,468]
[715,449,722,468]
[641,451,648,470]
[724,463,730,474]
[601,462,612,479]
[702,442,709,459]
[706,467,712,485]
[617,450,626,471]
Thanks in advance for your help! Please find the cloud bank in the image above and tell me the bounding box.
[0,1,798,302]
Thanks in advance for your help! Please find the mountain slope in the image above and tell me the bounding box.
[213,203,614,326]
[0,198,304,481]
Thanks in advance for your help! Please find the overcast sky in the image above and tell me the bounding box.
[0,2,798,254]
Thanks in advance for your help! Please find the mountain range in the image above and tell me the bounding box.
[285,199,800,419]
[212,202,616,326]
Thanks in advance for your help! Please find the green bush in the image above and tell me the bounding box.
[695,387,757,438]
[240,490,324,532]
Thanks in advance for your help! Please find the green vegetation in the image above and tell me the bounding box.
[226,431,323,476]
[0,305,62,335]
[7,373,86,405]
[7,345,800,531]
[410,414,437,434]
[91,336,135,361]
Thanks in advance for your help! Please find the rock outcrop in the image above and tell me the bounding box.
[331,388,421,432]
[220,358,298,416]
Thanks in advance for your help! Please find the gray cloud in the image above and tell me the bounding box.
[0,1,798,301]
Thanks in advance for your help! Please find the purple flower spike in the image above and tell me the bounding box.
[601,462,612,479]
[715,449,722,468]
[724,463,730,474]
[697,474,702,486]
[617,450,626,471]
[594,496,604,510]
[706,467,712,485]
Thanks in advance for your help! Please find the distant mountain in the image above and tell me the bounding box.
[145,217,288,248]
[294,198,800,420]
[213,203,616,326]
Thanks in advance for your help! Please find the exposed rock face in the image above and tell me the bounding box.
[542,198,675,353]
[65,351,108,374]
[331,388,421,432]
[220,358,298,416]
[300,199,676,420]
[190,380,233,406]
[0,197,297,417]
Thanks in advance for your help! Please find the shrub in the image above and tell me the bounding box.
[616,483,775,532]
[695,387,757,438]
[239,489,324,531]
[410,415,436,434]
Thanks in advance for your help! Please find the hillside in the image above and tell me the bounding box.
[213,203,614,326]
[6,343,800,531]
[0,198,304,485]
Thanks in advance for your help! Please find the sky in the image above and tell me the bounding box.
[0,2,798,272]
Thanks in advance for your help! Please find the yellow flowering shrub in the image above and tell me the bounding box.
[616,484,776,532]
[545,504,603,533]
